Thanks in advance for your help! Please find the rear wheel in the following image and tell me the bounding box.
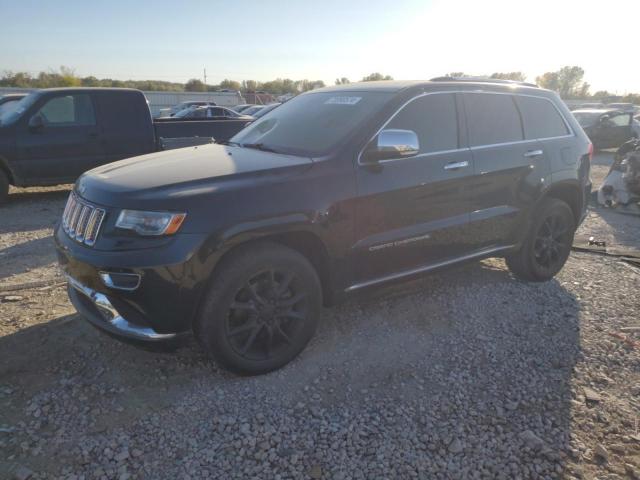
[506,198,575,282]
[0,170,9,206]
[195,242,322,375]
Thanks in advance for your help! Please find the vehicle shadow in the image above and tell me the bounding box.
[0,259,582,477]
[7,185,72,203]
[0,235,58,281]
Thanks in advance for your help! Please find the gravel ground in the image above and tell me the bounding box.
[1,153,640,480]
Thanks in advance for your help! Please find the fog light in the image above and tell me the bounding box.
[99,272,141,291]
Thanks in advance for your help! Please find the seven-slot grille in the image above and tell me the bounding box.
[61,192,106,246]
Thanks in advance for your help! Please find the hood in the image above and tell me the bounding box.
[77,143,313,208]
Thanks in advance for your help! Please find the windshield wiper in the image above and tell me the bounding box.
[241,142,279,153]
[215,139,240,146]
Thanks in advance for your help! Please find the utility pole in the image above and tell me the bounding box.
[203,67,207,86]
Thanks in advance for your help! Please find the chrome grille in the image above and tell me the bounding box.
[62,192,106,246]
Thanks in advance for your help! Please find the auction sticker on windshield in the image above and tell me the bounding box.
[324,96,362,105]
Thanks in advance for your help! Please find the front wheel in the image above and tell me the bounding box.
[195,242,322,375]
[506,198,576,282]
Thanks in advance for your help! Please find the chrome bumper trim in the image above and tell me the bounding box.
[66,275,177,341]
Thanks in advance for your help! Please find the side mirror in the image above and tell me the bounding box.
[28,114,44,132]
[362,129,420,163]
[598,115,609,125]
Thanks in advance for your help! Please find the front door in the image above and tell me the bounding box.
[353,92,476,284]
[596,112,633,148]
[16,93,104,183]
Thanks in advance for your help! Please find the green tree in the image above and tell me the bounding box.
[535,71,560,91]
[185,78,207,92]
[335,77,350,85]
[490,72,526,81]
[361,72,393,82]
[536,66,589,98]
[622,93,640,104]
[219,79,241,91]
[242,80,259,92]
[58,66,81,86]
[592,90,612,99]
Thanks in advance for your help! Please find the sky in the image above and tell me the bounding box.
[1,0,639,93]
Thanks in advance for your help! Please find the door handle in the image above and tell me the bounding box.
[523,149,544,158]
[444,160,469,170]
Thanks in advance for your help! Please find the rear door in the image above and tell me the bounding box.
[353,92,476,283]
[15,93,104,183]
[463,92,549,248]
[602,112,633,148]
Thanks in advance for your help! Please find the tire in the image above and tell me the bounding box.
[0,170,8,206]
[195,242,322,375]
[505,198,576,282]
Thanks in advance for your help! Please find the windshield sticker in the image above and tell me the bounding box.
[325,96,362,106]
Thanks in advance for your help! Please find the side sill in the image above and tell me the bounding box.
[344,245,515,293]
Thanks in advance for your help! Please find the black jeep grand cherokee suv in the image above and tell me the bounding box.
[56,80,592,374]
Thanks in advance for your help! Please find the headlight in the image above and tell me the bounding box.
[115,210,186,236]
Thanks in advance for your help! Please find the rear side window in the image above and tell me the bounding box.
[515,96,569,139]
[464,93,522,146]
[37,94,96,126]
[386,93,458,154]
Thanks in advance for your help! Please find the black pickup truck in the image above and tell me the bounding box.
[0,88,251,203]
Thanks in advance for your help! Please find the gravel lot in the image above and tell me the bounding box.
[1,153,640,480]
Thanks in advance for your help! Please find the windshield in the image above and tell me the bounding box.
[230,91,394,156]
[0,92,39,126]
[573,111,601,127]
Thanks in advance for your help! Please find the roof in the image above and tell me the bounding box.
[31,87,142,94]
[312,79,546,94]
[572,108,624,114]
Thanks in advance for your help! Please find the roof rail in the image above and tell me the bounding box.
[429,76,539,88]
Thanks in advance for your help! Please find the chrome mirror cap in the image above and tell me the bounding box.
[362,129,420,163]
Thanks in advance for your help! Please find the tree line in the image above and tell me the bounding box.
[1,66,638,103]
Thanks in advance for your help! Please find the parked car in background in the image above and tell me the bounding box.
[250,103,281,119]
[240,105,265,117]
[571,102,604,110]
[0,88,250,203]
[0,93,28,117]
[56,79,591,374]
[633,115,640,138]
[173,105,253,120]
[169,101,217,116]
[231,104,254,113]
[605,102,635,113]
[572,108,637,149]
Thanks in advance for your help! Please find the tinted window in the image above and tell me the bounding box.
[516,96,569,139]
[37,94,95,126]
[464,93,522,146]
[386,93,458,154]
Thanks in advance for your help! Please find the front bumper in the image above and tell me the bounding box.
[55,225,213,338]
[66,275,179,342]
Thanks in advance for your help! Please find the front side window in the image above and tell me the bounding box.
[610,113,632,127]
[516,96,569,139]
[385,93,458,154]
[37,94,96,126]
[464,93,523,147]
